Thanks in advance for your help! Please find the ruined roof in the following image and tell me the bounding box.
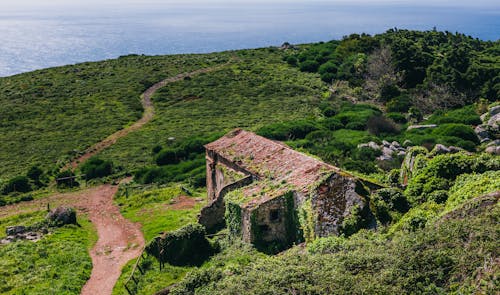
[205,129,344,206]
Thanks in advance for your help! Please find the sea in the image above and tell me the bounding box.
[0,0,499,77]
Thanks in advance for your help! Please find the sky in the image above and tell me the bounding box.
[1,0,499,8]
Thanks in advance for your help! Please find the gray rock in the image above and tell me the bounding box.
[431,144,450,155]
[397,151,406,157]
[391,141,401,148]
[448,146,463,153]
[382,146,394,157]
[490,105,500,116]
[475,125,490,140]
[6,226,26,236]
[487,140,500,147]
[481,138,491,143]
[485,146,500,155]
[382,140,391,147]
[407,124,438,131]
[487,113,500,128]
[46,206,77,225]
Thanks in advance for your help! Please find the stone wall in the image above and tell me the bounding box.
[198,175,253,233]
[311,173,365,237]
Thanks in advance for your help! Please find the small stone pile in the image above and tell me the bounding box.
[475,105,500,155]
[358,140,406,166]
[0,206,77,244]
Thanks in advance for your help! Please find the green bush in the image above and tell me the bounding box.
[299,60,320,73]
[445,170,500,211]
[370,188,409,225]
[386,94,412,112]
[426,105,481,125]
[257,120,321,140]
[386,112,407,123]
[2,176,32,194]
[145,223,215,266]
[405,152,499,205]
[79,157,113,180]
[432,124,479,144]
[321,117,343,130]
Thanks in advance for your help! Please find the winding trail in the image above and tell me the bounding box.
[0,65,230,294]
[68,65,226,170]
[0,184,143,295]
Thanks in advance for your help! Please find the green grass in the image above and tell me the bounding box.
[113,183,207,295]
[0,213,96,294]
[0,53,231,180]
[99,48,326,173]
[170,194,499,294]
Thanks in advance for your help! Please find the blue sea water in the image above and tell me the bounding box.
[0,1,499,77]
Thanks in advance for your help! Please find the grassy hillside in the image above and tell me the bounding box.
[99,48,326,173]
[0,53,231,180]
[0,29,498,295]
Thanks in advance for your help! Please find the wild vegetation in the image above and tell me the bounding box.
[0,29,498,294]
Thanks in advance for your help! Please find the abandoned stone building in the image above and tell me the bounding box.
[198,129,378,251]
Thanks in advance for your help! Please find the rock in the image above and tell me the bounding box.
[485,146,500,155]
[490,105,500,117]
[487,139,500,147]
[357,141,380,150]
[391,141,401,148]
[403,140,413,147]
[6,226,26,236]
[382,140,391,147]
[487,113,500,129]
[46,206,77,226]
[475,125,490,141]
[448,146,463,153]
[431,144,450,155]
[407,124,437,131]
[397,151,406,157]
[382,146,394,157]
[481,138,491,143]
[400,146,428,186]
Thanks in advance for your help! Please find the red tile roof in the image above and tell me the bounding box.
[205,129,342,206]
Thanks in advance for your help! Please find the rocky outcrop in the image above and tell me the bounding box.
[477,105,500,152]
[358,140,406,170]
[47,206,77,225]
[400,146,428,186]
[430,144,463,156]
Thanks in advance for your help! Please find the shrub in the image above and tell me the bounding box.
[2,176,32,194]
[426,105,481,125]
[79,157,113,180]
[155,148,183,165]
[307,236,347,254]
[145,223,215,266]
[257,120,321,140]
[321,117,343,130]
[432,124,479,144]
[367,116,399,135]
[386,94,412,112]
[445,170,500,210]
[386,112,407,124]
[26,166,44,184]
[299,60,320,72]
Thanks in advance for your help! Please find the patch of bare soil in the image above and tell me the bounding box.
[79,184,144,295]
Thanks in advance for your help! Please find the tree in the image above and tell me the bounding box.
[364,45,402,102]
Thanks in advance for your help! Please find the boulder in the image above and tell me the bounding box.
[400,146,428,186]
[431,144,450,155]
[6,226,26,236]
[487,113,500,129]
[485,146,500,155]
[46,206,77,225]
[407,124,437,131]
[490,105,500,117]
[474,125,490,141]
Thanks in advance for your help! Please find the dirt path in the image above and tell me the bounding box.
[79,184,144,295]
[68,65,226,170]
[0,184,144,295]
